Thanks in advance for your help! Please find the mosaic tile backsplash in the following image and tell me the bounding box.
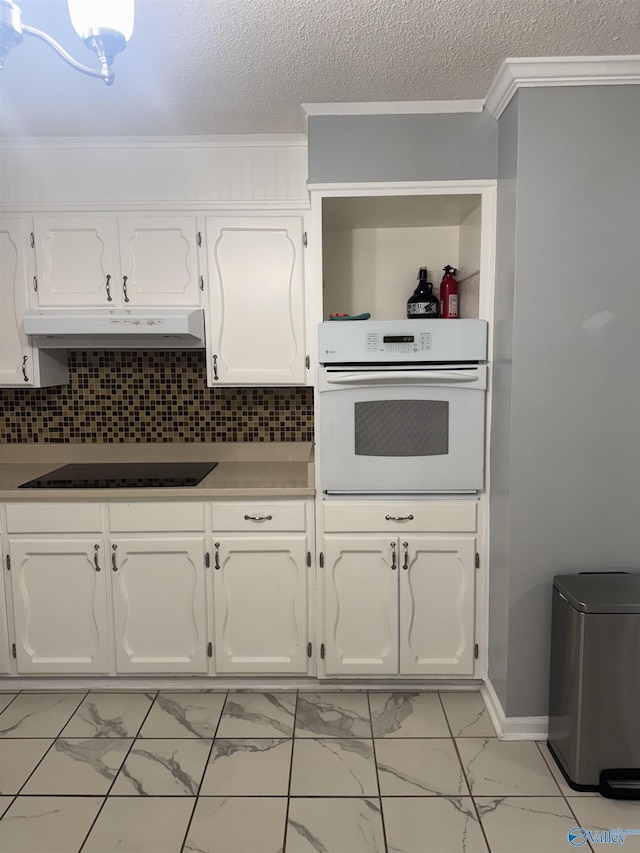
[0,351,314,444]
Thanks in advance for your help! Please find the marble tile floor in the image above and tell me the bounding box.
[0,688,638,852]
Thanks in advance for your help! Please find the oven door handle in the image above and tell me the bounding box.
[324,371,480,385]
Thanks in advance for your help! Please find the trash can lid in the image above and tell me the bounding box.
[553,573,640,614]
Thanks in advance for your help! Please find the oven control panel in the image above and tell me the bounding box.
[319,319,488,364]
[365,332,432,353]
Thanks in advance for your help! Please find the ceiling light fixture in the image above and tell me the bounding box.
[0,0,134,85]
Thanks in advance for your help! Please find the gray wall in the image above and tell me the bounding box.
[307,113,497,183]
[490,85,640,717]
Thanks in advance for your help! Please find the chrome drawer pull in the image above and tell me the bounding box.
[93,544,101,572]
[390,541,397,571]
[111,543,118,571]
[385,514,414,522]
[402,542,409,571]
[244,514,273,521]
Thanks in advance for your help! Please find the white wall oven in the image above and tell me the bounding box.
[318,320,488,495]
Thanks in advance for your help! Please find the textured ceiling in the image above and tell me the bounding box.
[1,0,639,137]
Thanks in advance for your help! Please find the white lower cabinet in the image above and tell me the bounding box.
[8,538,111,675]
[0,547,13,674]
[111,536,208,674]
[212,536,308,674]
[320,501,478,678]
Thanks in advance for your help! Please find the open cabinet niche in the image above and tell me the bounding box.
[321,192,483,322]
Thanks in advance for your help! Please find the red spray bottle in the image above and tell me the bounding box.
[440,265,459,318]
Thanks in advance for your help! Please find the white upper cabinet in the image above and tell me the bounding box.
[117,217,201,306]
[0,218,68,387]
[32,215,201,308]
[205,215,307,385]
[33,216,117,307]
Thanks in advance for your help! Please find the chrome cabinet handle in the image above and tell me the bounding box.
[111,544,118,571]
[214,542,220,570]
[106,274,112,302]
[122,275,130,303]
[390,541,397,571]
[385,514,414,522]
[402,542,409,571]
[244,514,273,522]
[21,355,29,382]
[212,354,218,381]
[93,544,101,572]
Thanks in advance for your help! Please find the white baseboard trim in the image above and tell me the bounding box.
[0,676,484,693]
[482,679,548,740]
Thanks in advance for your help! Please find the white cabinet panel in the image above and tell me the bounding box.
[322,536,399,676]
[32,215,201,308]
[323,501,477,534]
[8,538,110,674]
[0,218,67,388]
[0,219,30,386]
[117,217,200,306]
[109,502,205,533]
[33,217,116,306]
[399,536,476,676]
[206,216,306,385]
[0,553,11,674]
[111,537,208,674]
[6,502,103,534]
[213,500,307,532]
[213,537,308,673]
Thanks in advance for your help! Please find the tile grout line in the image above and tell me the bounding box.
[280,689,298,853]
[437,690,494,853]
[76,689,160,853]
[367,691,389,853]
[179,689,229,853]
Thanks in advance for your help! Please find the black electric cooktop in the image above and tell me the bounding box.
[18,462,218,489]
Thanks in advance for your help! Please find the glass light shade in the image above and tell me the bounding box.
[67,0,134,41]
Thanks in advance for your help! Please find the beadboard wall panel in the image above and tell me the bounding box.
[0,138,309,208]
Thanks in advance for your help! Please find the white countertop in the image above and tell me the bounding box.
[0,443,315,500]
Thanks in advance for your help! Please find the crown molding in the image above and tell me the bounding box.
[0,134,308,150]
[302,100,485,118]
[485,55,640,119]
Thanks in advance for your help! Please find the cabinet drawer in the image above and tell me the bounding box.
[6,502,103,533]
[109,502,205,532]
[322,501,477,533]
[213,501,307,532]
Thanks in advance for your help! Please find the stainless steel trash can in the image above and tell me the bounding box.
[548,572,640,798]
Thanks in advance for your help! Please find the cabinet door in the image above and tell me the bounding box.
[322,536,398,676]
[399,536,476,676]
[9,538,110,674]
[0,553,11,674]
[0,219,33,386]
[213,537,308,673]
[118,217,201,306]
[33,217,117,306]
[206,216,306,385]
[111,537,208,674]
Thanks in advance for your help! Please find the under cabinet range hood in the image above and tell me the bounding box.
[22,309,206,349]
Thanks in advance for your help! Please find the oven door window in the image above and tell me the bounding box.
[354,399,449,457]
